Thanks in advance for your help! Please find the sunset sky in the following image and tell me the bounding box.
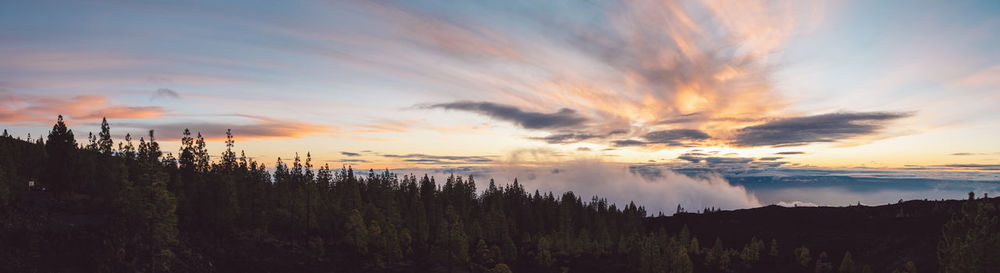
[2,0,999,208]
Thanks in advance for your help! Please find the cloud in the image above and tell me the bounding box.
[116,115,334,141]
[289,0,860,151]
[341,151,361,157]
[645,129,710,142]
[432,161,762,214]
[364,0,915,153]
[673,152,787,168]
[0,94,166,125]
[775,201,818,207]
[352,119,427,134]
[775,151,805,155]
[935,164,1000,171]
[359,1,523,61]
[532,132,602,144]
[380,153,496,165]
[749,180,1000,207]
[576,147,592,152]
[678,154,704,163]
[328,159,370,164]
[612,129,711,147]
[0,51,147,72]
[731,112,912,147]
[949,152,993,156]
[424,101,587,130]
[612,139,647,147]
[153,88,181,99]
[78,106,165,120]
[531,129,627,144]
[705,157,754,164]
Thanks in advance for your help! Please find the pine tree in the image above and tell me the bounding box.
[938,198,1000,273]
[98,117,113,155]
[117,129,178,272]
[795,246,812,267]
[670,247,694,273]
[815,252,833,273]
[345,209,369,253]
[221,129,236,170]
[194,132,209,171]
[45,115,76,194]
[706,237,724,266]
[535,236,555,267]
[678,225,691,246]
[689,237,700,255]
[839,251,856,273]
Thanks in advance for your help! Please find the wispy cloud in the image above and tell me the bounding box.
[934,164,1000,171]
[116,115,334,141]
[389,0,869,151]
[424,101,587,130]
[0,94,166,125]
[327,158,370,164]
[153,88,181,99]
[380,153,496,165]
[531,129,626,144]
[613,129,712,147]
[731,112,912,147]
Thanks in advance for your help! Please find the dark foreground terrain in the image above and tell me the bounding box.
[648,198,998,273]
[1,117,998,273]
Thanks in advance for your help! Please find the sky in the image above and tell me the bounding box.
[2,0,999,211]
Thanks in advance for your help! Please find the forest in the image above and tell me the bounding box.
[0,116,998,273]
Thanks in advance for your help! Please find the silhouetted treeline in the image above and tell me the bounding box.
[0,116,997,273]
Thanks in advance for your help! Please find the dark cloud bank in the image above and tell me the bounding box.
[425,101,587,129]
[732,112,911,147]
[614,129,711,147]
[424,100,912,149]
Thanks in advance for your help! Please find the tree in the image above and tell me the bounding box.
[815,252,833,273]
[678,225,691,246]
[345,209,369,253]
[221,129,237,170]
[114,129,178,272]
[536,237,555,267]
[706,237,724,266]
[938,198,1000,273]
[670,248,694,273]
[45,115,76,194]
[690,237,700,255]
[769,239,779,257]
[98,117,113,155]
[444,206,470,270]
[795,246,812,267]
[839,251,856,273]
[902,261,916,273]
[475,238,495,266]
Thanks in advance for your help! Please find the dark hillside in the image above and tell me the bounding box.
[647,198,993,273]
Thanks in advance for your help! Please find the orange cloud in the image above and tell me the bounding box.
[361,1,523,61]
[115,115,336,141]
[0,94,166,125]
[405,0,816,147]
